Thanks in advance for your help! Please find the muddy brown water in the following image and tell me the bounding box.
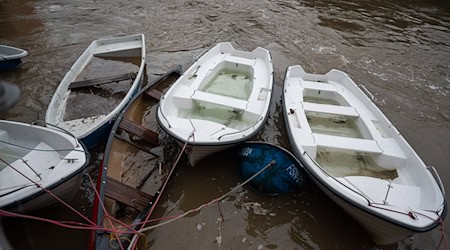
[1,0,449,249]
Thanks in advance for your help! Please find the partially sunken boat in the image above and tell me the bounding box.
[90,67,182,250]
[0,45,28,70]
[45,34,146,148]
[283,65,446,245]
[0,120,89,213]
[157,42,273,166]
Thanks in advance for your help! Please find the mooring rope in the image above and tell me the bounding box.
[129,131,195,250]
[127,159,276,249]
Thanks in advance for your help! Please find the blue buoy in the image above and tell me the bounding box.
[237,142,307,195]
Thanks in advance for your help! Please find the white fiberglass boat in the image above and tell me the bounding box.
[157,42,273,166]
[0,120,89,212]
[283,65,446,245]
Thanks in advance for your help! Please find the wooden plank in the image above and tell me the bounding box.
[118,119,159,146]
[69,72,137,89]
[144,89,163,101]
[105,177,153,211]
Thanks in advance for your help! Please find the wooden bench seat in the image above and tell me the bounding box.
[69,72,136,89]
[105,177,153,210]
[118,119,159,146]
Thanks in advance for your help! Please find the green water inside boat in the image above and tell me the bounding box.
[303,96,341,105]
[316,150,398,179]
[201,70,252,100]
[307,112,363,138]
[178,102,253,130]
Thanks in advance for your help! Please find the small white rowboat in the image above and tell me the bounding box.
[157,42,274,166]
[0,45,28,70]
[283,65,446,245]
[45,34,146,149]
[0,120,89,213]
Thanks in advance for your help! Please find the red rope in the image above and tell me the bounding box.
[0,157,95,226]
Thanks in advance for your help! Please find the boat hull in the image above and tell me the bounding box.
[3,168,86,213]
[0,59,22,71]
[306,169,415,245]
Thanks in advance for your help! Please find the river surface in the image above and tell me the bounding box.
[1,0,449,249]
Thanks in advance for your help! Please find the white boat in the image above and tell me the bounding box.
[0,120,89,212]
[283,65,447,245]
[45,34,146,149]
[0,45,28,70]
[157,42,274,166]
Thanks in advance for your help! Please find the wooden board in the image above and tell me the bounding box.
[69,72,136,89]
[105,176,153,210]
[118,119,159,146]
[144,89,163,100]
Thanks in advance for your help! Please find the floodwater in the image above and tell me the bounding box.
[1,0,449,249]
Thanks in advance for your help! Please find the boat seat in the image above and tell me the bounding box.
[303,102,359,117]
[191,91,248,111]
[341,176,420,207]
[224,55,256,66]
[313,133,383,154]
[300,80,337,92]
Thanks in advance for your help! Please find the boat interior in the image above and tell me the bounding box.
[285,66,442,209]
[162,51,271,139]
[0,125,74,196]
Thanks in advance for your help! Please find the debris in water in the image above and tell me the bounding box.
[243,202,270,215]
[196,224,202,230]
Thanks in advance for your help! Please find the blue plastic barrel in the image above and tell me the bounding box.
[237,142,307,195]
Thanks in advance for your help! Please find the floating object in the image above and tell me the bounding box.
[283,65,447,245]
[0,120,89,212]
[157,42,274,166]
[45,34,146,149]
[0,80,20,112]
[238,142,306,195]
[90,66,182,250]
[0,45,28,70]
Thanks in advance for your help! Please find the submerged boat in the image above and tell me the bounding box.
[238,142,307,195]
[0,120,89,213]
[157,42,274,166]
[90,66,182,250]
[0,45,28,70]
[45,34,146,149]
[283,65,447,245]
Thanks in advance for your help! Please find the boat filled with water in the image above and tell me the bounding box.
[157,42,273,166]
[283,65,447,245]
